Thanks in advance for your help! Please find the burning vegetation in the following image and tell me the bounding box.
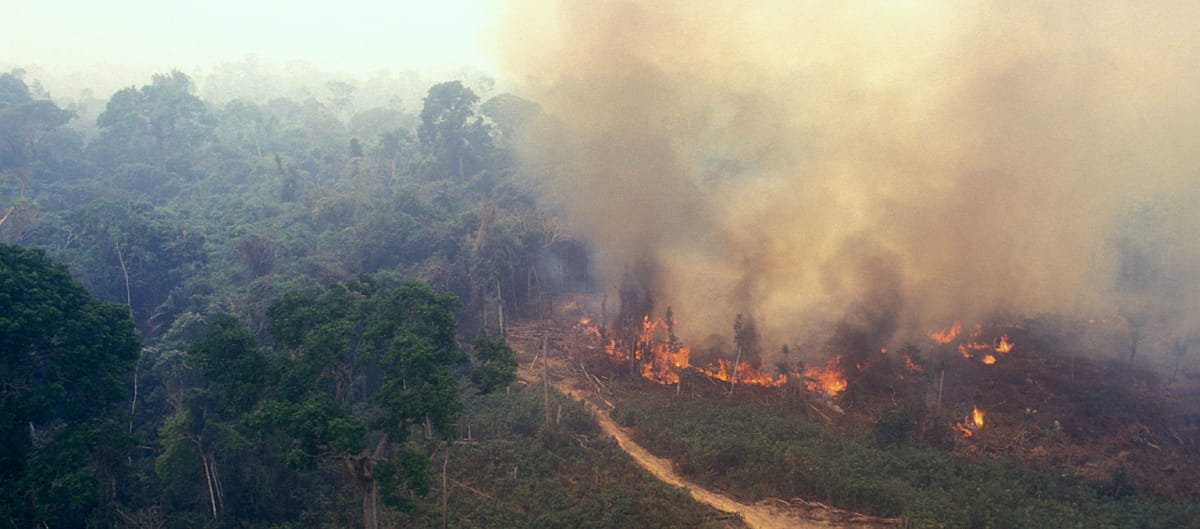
[556,296,1200,499]
[576,314,789,389]
[573,311,854,397]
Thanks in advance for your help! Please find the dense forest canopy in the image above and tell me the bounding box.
[0,67,594,529]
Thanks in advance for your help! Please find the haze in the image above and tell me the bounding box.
[3,0,503,96]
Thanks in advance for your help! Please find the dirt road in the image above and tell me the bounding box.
[553,378,844,529]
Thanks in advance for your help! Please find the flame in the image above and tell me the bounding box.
[928,321,962,344]
[995,334,1013,354]
[575,317,603,338]
[956,406,986,437]
[803,357,847,397]
[928,321,1016,365]
[700,357,789,387]
[580,313,797,388]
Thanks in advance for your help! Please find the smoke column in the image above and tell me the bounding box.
[498,1,1200,355]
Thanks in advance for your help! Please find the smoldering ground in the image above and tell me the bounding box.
[497,1,1200,364]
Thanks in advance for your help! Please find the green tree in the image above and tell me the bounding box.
[155,314,267,526]
[0,70,74,230]
[94,70,210,170]
[48,199,206,333]
[0,244,139,528]
[417,81,493,181]
[480,93,541,144]
[259,277,466,529]
[470,336,517,394]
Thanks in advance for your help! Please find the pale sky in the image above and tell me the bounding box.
[3,0,504,91]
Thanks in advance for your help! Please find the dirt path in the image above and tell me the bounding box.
[551,375,836,529]
[511,333,898,529]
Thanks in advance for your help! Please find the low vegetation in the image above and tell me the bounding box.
[615,385,1200,529]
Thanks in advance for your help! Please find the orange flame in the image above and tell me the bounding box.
[803,357,847,397]
[700,357,789,387]
[582,313,798,389]
[956,406,986,437]
[928,321,962,344]
[995,334,1013,354]
[982,354,996,365]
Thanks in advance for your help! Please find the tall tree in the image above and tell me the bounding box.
[155,314,266,525]
[94,70,210,170]
[0,70,74,229]
[417,81,493,181]
[0,244,140,528]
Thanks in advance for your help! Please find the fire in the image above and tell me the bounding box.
[931,321,1015,364]
[575,317,602,338]
[701,358,788,387]
[995,334,1013,354]
[903,354,923,373]
[803,357,848,397]
[576,313,840,393]
[955,406,986,437]
[928,321,962,344]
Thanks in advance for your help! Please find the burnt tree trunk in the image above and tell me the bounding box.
[348,435,389,529]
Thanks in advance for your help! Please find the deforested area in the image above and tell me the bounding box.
[4,2,1200,528]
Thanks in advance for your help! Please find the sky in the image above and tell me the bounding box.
[3,0,503,93]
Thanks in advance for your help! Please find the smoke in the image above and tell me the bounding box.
[498,1,1200,356]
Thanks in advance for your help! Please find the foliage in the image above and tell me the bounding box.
[616,386,1200,528]
[417,81,493,180]
[0,243,139,528]
[469,335,518,394]
[0,68,607,529]
[396,386,732,529]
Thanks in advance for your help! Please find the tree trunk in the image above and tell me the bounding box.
[729,344,742,397]
[362,477,378,529]
[351,435,389,529]
[201,453,219,520]
[936,368,945,416]
[113,240,134,321]
[543,336,551,429]
[0,205,14,227]
[601,293,607,330]
[441,448,450,529]
[496,279,505,337]
[1129,324,1142,365]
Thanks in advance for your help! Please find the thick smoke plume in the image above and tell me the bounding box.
[498,1,1200,359]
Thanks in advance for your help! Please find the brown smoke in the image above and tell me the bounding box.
[498,1,1200,357]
